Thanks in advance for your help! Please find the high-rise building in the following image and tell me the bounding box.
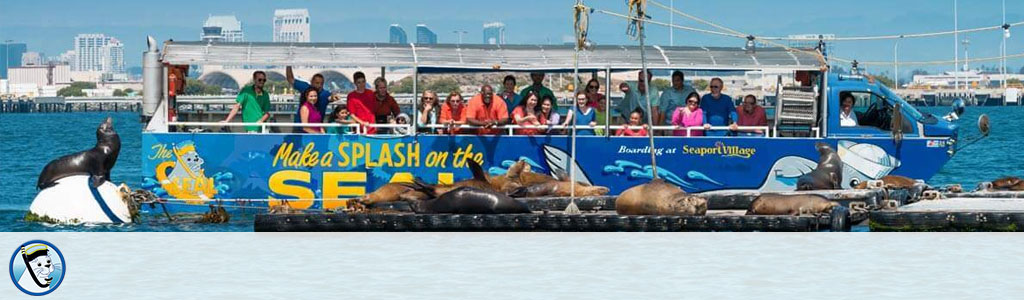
[1,42,27,78]
[202,15,245,42]
[273,9,311,43]
[416,24,437,44]
[102,38,125,75]
[483,22,506,45]
[73,34,124,75]
[389,24,408,44]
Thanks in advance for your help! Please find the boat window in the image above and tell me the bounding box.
[840,91,913,133]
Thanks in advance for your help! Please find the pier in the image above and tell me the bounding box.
[1,96,142,113]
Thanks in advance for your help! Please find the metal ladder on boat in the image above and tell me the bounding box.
[774,85,819,137]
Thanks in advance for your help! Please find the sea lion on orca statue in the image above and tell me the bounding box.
[37,117,120,189]
[796,142,842,190]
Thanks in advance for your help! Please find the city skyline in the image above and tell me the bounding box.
[1,0,1023,77]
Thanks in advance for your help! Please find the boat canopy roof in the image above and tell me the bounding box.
[161,41,825,73]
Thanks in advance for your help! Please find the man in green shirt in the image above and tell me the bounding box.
[222,71,271,133]
[658,70,696,125]
[616,70,660,123]
[519,72,557,111]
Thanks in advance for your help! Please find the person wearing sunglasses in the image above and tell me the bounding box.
[735,94,767,136]
[585,78,608,135]
[222,71,271,133]
[659,70,696,128]
[700,77,739,136]
[671,92,704,136]
[417,90,439,133]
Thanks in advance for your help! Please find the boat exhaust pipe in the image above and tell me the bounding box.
[142,36,163,122]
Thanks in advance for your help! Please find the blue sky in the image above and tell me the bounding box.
[1,0,1022,77]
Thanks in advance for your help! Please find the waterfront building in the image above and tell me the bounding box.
[273,9,311,43]
[202,15,245,43]
[1,42,27,78]
[416,24,437,44]
[21,52,42,66]
[483,22,506,45]
[389,24,408,44]
[74,34,123,75]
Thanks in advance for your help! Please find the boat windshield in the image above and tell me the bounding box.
[879,85,924,121]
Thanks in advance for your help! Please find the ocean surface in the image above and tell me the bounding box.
[1,107,1021,232]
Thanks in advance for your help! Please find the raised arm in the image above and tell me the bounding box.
[286,66,295,86]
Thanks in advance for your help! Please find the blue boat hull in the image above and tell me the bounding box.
[140,133,952,213]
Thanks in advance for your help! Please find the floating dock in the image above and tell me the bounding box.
[870,191,1024,232]
[252,190,893,232]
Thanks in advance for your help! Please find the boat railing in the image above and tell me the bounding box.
[168,121,771,137]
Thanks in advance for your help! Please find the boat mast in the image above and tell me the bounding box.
[629,0,660,179]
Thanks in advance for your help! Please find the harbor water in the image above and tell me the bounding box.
[1,107,1021,232]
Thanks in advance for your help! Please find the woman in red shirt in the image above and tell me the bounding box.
[511,91,542,135]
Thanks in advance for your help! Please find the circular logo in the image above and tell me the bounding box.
[9,240,65,296]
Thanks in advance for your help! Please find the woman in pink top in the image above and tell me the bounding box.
[300,88,324,133]
[671,92,704,136]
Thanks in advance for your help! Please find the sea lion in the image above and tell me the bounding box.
[411,160,520,196]
[991,176,1022,190]
[37,117,120,189]
[358,183,429,206]
[197,204,230,223]
[615,179,707,216]
[855,175,918,189]
[746,194,838,216]
[501,161,609,197]
[796,142,842,190]
[406,186,531,214]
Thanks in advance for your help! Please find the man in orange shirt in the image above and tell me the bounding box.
[466,84,509,135]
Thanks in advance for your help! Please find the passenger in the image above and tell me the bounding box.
[394,113,411,135]
[222,71,271,133]
[585,78,606,109]
[700,77,739,136]
[439,91,467,134]
[519,72,557,111]
[562,91,596,135]
[840,93,858,127]
[736,94,768,136]
[538,95,561,134]
[325,104,358,134]
[616,109,649,137]
[617,70,660,123]
[346,71,376,134]
[499,75,521,115]
[671,92,704,137]
[298,88,324,134]
[511,91,543,136]
[417,90,439,133]
[372,77,401,134]
[593,97,609,136]
[286,66,336,124]
[659,70,696,126]
[466,84,510,135]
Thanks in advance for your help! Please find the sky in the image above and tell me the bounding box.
[1,0,1022,78]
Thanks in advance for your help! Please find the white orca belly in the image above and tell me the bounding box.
[29,175,132,224]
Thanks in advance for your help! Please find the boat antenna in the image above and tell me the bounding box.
[628,0,660,179]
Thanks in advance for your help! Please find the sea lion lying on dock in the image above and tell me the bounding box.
[499,160,610,197]
[796,142,843,191]
[411,160,521,196]
[615,179,707,216]
[746,194,838,216]
[406,186,531,214]
[854,175,918,189]
[358,182,430,206]
[990,176,1024,191]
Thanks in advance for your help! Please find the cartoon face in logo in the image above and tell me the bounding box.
[9,240,65,296]
[155,141,218,203]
